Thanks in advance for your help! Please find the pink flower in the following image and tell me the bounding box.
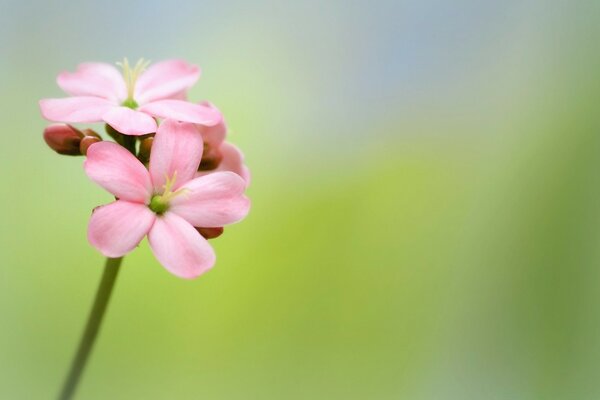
[196,102,251,185]
[39,59,222,136]
[84,119,250,279]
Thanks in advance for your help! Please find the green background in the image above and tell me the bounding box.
[1,1,600,399]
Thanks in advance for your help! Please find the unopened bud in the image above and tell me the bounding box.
[43,124,82,155]
[196,227,224,239]
[198,145,223,171]
[81,129,102,139]
[80,136,102,155]
[138,136,154,164]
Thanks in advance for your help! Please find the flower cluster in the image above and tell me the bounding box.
[40,59,250,279]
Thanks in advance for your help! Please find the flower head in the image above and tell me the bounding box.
[84,119,250,279]
[39,59,221,136]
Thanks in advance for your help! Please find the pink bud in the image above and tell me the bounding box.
[80,136,102,155]
[81,129,102,139]
[196,227,224,239]
[198,146,223,171]
[138,136,154,164]
[43,124,82,155]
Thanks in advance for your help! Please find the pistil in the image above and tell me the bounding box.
[148,172,189,214]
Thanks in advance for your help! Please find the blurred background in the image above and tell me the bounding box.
[1,0,600,399]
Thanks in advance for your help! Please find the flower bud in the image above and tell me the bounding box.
[81,129,102,139]
[196,227,224,239]
[80,136,102,155]
[138,136,154,164]
[43,124,82,155]
[198,145,223,171]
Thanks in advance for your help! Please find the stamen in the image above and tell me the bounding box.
[163,171,177,194]
[116,57,151,107]
[161,172,190,202]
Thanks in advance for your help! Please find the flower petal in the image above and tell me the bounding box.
[170,171,250,227]
[197,102,227,148]
[197,142,251,186]
[102,106,158,136]
[139,100,222,126]
[148,212,216,279]
[220,142,251,185]
[88,200,156,258]
[57,62,126,103]
[149,119,203,190]
[39,97,113,123]
[85,141,153,203]
[170,90,189,100]
[135,60,200,104]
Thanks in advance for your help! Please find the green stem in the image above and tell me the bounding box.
[104,124,137,155]
[57,257,123,400]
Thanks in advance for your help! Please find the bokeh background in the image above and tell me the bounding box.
[1,1,600,399]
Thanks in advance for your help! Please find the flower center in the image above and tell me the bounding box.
[148,172,188,214]
[117,58,150,108]
[122,98,139,109]
[149,195,169,214]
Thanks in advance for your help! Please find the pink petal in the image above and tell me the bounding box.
[148,212,216,279]
[88,200,156,258]
[196,143,251,186]
[57,62,126,103]
[170,171,250,227]
[197,102,227,148]
[220,142,251,185]
[84,141,153,203]
[170,90,189,100]
[102,106,158,136]
[39,97,113,123]
[135,60,200,104]
[139,99,222,126]
[149,119,203,191]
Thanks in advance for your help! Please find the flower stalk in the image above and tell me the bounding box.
[57,257,123,400]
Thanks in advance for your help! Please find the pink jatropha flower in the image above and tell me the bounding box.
[40,59,221,136]
[197,102,251,185]
[85,119,250,279]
